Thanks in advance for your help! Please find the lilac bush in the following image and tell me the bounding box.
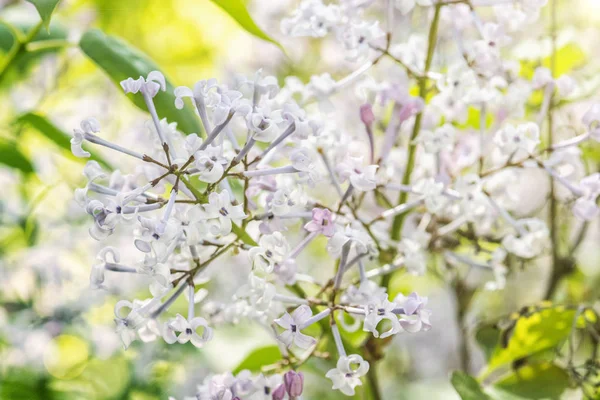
[62,0,600,398]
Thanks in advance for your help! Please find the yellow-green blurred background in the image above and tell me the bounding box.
[1,0,600,399]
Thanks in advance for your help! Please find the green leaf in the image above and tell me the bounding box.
[26,0,61,30]
[209,0,284,53]
[492,363,570,399]
[232,345,281,374]
[78,29,201,135]
[483,307,576,376]
[0,141,34,174]
[451,371,491,400]
[475,325,501,361]
[15,112,111,169]
[0,20,67,86]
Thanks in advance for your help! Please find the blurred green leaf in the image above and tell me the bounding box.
[209,0,284,53]
[16,112,111,169]
[492,363,570,399]
[476,325,501,361]
[0,141,34,174]
[78,29,201,135]
[483,307,576,376]
[0,20,67,86]
[232,345,281,374]
[26,0,61,30]
[451,371,491,400]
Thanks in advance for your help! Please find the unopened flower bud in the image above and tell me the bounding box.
[360,103,375,126]
[272,383,286,400]
[284,370,304,397]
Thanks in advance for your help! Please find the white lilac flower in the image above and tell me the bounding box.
[502,218,549,258]
[276,102,320,140]
[394,292,432,333]
[290,148,318,177]
[193,145,228,183]
[555,75,575,97]
[337,156,378,192]
[193,191,247,236]
[183,133,203,159]
[281,0,341,37]
[247,105,282,142]
[90,246,120,289]
[139,262,172,297]
[163,314,213,348]
[326,354,370,396]
[336,19,384,61]
[235,273,276,311]
[398,236,428,276]
[113,297,160,349]
[572,173,600,221]
[248,232,290,273]
[582,104,600,141]
[209,89,252,126]
[120,70,166,98]
[235,70,280,100]
[174,78,218,109]
[71,118,100,158]
[84,185,150,240]
[532,67,554,89]
[269,185,307,216]
[343,280,387,305]
[274,305,317,349]
[416,124,455,153]
[395,0,432,15]
[134,216,182,263]
[412,178,446,214]
[454,174,489,221]
[327,226,376,258]
[471,23,510,75]
[494,122,540,156]
[306,73,337,112]
[197,372,237,400]
[363,293,401,338]
[249,374,283,400]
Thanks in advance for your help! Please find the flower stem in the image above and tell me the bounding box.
[389,3,442,244]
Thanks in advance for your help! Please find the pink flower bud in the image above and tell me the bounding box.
[284,370,304,397]
[272,383,286,400]
[360,104,375,126]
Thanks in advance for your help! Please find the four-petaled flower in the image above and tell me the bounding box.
[275,305,317,349]
[325,354,370,396]
[337,156,378,192]
[193,191,247,236]
[304,208,335,237]
[248,232,290,273]
[163,314,213,348]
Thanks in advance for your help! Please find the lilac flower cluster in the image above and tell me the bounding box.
[71,0,600,397]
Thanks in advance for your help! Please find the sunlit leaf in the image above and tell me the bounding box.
[232,345,281,374]
[451,371,491,400]
[0,141,34,174]
[483,307,576,376]
[542,43,587,77]
[492,362,570,399]
[209,0,284,53]
[79,29,202,135]
[26,0,61,30]
[15,112,111,169]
